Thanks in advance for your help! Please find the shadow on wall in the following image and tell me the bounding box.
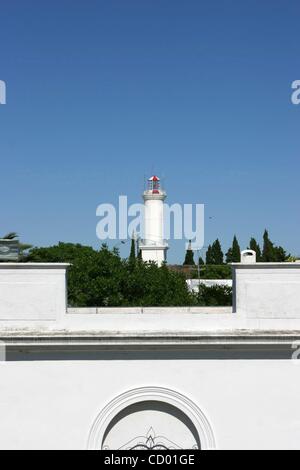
[102,400,201,450]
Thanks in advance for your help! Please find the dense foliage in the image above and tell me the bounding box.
[21,228,291,308]
[226,236,241,263]
[191,264,232,280]
[197,284,232,307]
[261,230,288,262]
[26,242,232,307]
[249,238,262,261]
[206,239,224,265]
[27,243,194,307]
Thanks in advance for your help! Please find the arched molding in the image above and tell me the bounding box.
[87,386,216,450]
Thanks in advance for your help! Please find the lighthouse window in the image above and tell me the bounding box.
[147,177,160,193]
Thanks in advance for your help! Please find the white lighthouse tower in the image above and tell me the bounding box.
[139,175,168,266]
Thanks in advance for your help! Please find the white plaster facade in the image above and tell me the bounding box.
[232,262,300,318]
[1,262,300,449]
[0,263,68,321]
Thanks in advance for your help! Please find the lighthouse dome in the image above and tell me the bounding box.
[147,175,161,194]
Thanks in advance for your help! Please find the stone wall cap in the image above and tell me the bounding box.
[231,262,300,268]
[0,263,70,269]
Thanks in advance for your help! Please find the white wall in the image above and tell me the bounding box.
[0,263,68,321]
[0,353,299,450]
[232,263,300,317]
[1,262,300,449]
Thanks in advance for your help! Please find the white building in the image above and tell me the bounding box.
[139,175,168,266]
[1,261,300,449]
[186,278,233,292]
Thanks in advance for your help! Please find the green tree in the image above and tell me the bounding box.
[205,245,213,265]
[129,237,136,266]
[183,240,195,265]
[196,264,232,280]
[226,236,241,263]
[26,242,194,307]
[197,284,232,307]
[122,260,193,306]
[27,243,124,306]
[261,230,289,262]
[207,239,224,265]
[249,238,262,261]
[26,242,233,308]
[262,230,275,262]
[273,246,288,262]
[198,256,205,266]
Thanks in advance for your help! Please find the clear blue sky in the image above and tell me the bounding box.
[0,0,299,263]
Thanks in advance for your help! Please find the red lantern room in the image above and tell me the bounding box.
[148,175,160,194]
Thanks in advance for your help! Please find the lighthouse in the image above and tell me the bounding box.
[139,176,168,266]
